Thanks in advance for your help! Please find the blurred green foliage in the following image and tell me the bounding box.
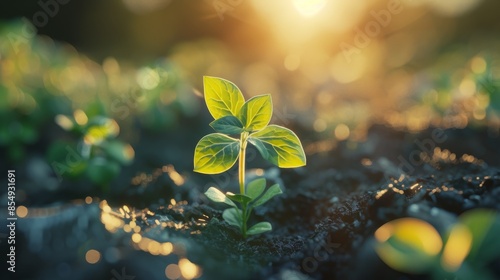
[375,209,500,280]
[48,110,134,187]
[0,20,198,188]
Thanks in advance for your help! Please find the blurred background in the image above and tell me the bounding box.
[1,0,500,279]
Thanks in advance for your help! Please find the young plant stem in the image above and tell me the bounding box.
[238,132,248,194]
[239,132,249,237]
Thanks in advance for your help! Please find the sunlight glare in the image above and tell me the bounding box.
[293,0,327,17]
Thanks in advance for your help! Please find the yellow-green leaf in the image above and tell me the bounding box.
[203,76,245,119]
[459,209,500,264]
[194,133,240,174]
[249,125,306,168]
[239,94,272,132]
[374,218,443,274]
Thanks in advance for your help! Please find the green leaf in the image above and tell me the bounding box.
[84,117,120,145]
[87,157,120,185]
[374,218,442,274]
[203,76,245,119]
[246,178,266,200]
[101,140,135,165]
[194,133,240,174]
[238,94,272,132]
[252,184,282,207]
[247,222,272,236]
[205,187,236,207]
[210,116,244,134]
[226,192,253,205]
[460,209,500,265]
[223,208,242,230]
[249,125,306,168]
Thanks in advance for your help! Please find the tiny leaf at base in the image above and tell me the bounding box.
[246,178,266,200]
[252,184,282,207]
[247,222,272,235]
[205,187,236,207]
[223,208,243,230]
[226,192,253,205]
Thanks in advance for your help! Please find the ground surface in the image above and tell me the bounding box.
[4,124,500,280]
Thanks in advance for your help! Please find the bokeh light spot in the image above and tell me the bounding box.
[16,205,28,218]
[85,249,101,264]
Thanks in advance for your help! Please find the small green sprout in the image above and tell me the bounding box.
[194,76,306,238]
[51,110,134,187]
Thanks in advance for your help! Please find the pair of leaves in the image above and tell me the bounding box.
[194,76,306,174]
[222,208,272,236]
[204,76,271,133]
[205,179,282,209]
[205,178,282,235]
[225,178,282,208]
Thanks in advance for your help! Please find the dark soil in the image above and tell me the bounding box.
[4,124,500,280]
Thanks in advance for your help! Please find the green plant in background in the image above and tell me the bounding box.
[49,107,134,187]
[193,76,306,237]
[374,209,500,280]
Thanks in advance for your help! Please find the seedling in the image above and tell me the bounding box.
[194,76,306,238]
[51,110,134,187]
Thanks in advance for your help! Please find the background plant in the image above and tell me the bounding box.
[194,76,306,237]
[48,108,134,188]
[374,209,500,280]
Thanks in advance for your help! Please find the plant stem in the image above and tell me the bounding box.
[239,132,249,237]
[238,132,248,195]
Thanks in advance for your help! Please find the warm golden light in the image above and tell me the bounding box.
[55,114,74,130]
[470,56,486,74]
[132,233,142,243]
[161,242,173,255]
[293,0,327,17]
[16,205,28,218]
[334,124,350,140]
[179,258,202,279]
[137,67,160,90]
[85,249,101,264]
[284,53,301,71]
[163,165,185,186]
[165,264,181,280]
[73,109,88,126]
